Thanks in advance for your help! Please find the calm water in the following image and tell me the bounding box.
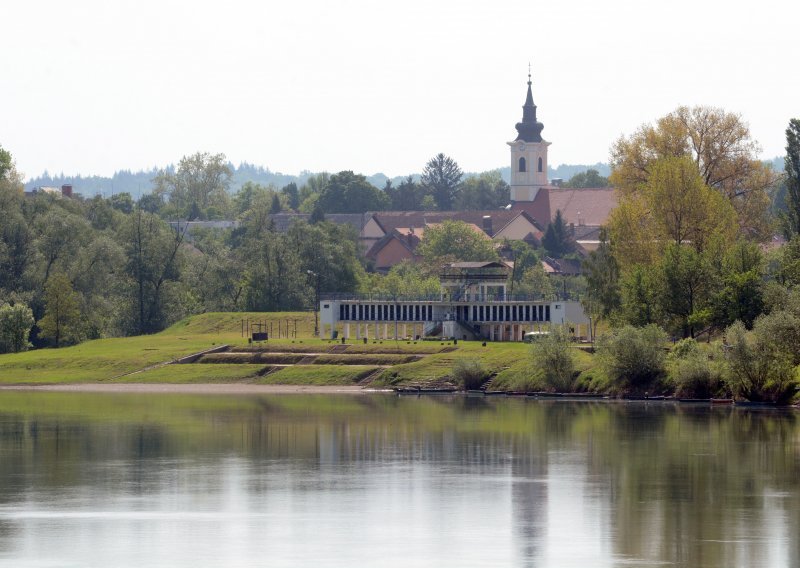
[0,392,798,568]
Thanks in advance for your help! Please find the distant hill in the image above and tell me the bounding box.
[26,161,616,197]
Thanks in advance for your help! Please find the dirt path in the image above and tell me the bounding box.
[0,384,392,394]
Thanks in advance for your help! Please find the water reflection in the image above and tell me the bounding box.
[0,393,798,567]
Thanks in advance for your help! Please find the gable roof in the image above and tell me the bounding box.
[367,210,537,238]
[548,188,617,227]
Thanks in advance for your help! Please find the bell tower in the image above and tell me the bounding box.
[508,70,550,203]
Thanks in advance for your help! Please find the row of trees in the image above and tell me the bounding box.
[135,152,514,221]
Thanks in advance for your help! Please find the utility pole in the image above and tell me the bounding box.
[307,270,320,337]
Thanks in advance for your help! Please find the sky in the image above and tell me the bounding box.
[2,0,798,181]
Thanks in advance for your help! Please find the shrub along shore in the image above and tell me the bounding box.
[0,312,797,404]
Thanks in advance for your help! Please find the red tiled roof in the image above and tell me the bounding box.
[548,188,617,227]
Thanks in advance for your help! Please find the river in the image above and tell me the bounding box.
[0,391,798,567]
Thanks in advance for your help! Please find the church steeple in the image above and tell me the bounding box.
[515,70,544,143]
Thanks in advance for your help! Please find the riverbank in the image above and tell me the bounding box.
[0,383,384,394]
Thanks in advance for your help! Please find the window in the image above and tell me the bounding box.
[538,157,543,172]
[519,157,526,172]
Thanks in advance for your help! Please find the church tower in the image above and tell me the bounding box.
[509,71,552,227]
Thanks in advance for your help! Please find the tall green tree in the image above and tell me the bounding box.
[421,153,463,210]
[281,182,300,210]
[38,272,82,347]
[153,152,232,220]
[416,220,498,266]
[316,171,388,213]
[455,171,510,210]
[565,168,609,188]
[541,210,575,257]
[0,302,35,353]
[780,118,800,238]
[582,230,620,337]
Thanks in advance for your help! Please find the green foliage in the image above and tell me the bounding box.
[667,339,725,399]
[455,171,510,210]
[421,153,463,210]
[416,220,499,265]
[564,168,608,188]
[153,152,232,220]
[619,265,661,326]
[0,144,12,180]
[530,326,575,392]
[780,118,800,239]
[281,182,300,211]
[582,229,620,334]
[316,171,388,213]
[385,176,426,211]
[38,273,83,347]
[0,302,34,353]
[709,241,764,329]
[723,320,798,404]
[660,243,711,338]
[451,358,488,390]
[358,262,440,298]
[541,210,575,257]
[598,324,668,391]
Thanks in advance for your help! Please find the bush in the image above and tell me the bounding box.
[530,326,575,392]
[724,320,798,404]
[0,302,35,354]
[668,342,725,399]
[598,324,668,392]
[452,358,488,390]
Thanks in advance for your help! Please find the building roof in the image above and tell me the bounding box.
[541,257,583,276]
[368,210,533,237]
[447,261,509,269]
[548,187,617,228]
[268,212,370,233]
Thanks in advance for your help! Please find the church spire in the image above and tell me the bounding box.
[515,68,544,143]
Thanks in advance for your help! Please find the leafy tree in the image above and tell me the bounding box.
[153,152,232,220]
[119,210,186,334]
[38,272,82,347]
[564,168,609,188]
[0,144,12,180]
[609,156,737,267]
[455,171,510,210]
[660,243,712,338]
[358,261,440,298]
[416,220,498,266]
[541,210,575,257]
[137,192,163,214]
[619,265,661,326]
[421,153,463,210]
[309,202,325,224]
[0,302,34,353]
[582,229,620,336]
[724,320,798,404]
[530,326,575,392]
[316,171,388,213]
[385,176,426,211]
[709,241,764,329]
[598,324,668,392]
[270,193,282,214]
[282,182,300,211]
[780,118,800,238]
[512,263,555,300]
[110,192,134,214]
[610,106,777,240]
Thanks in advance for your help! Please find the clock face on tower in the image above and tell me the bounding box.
[519,143,526,151]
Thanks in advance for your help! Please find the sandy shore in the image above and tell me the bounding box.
[0,383,392,395]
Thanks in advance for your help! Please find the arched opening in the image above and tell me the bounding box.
[537,157,543,172]
[518,157,526,172]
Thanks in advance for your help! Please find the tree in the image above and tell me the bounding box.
[530,326,575,392]
[120,210,186,334]
[611,106,777,239]
[416,220,498,266]
[385,176,426,211]
[582,229,620,337]
[0,302,34,353]
[421,153,463,210]
[541,210,575,257]
[110,192,134,214]
[282,182,300,211]
[598,324,668,392]
[455,171,510,210]
[609,156,738,268]
[316,171,389,213]
[565,168,609,188]
[709,241,764,329]
[153,152,232,220]
[659,243,712,338]
[780,118,800,238]
[0,144,12,180]
[38,272,82,347]
[270,193,282,214]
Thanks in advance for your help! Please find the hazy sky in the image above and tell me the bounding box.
[2,0,798,180]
